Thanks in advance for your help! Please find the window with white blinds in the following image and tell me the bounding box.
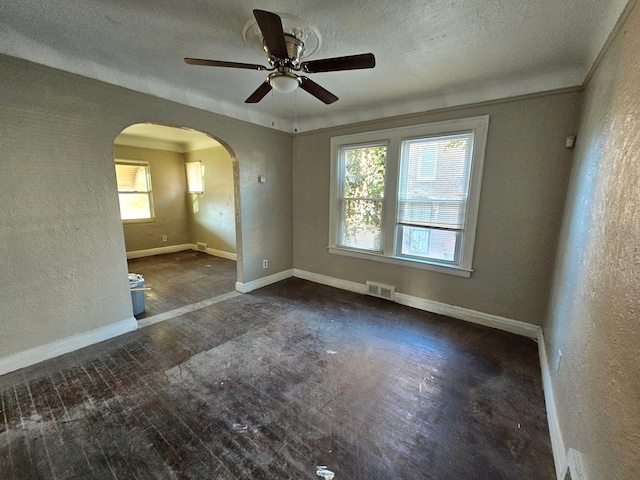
[115,161,154,221]
[329,116,489,277]
[397,133,474,263]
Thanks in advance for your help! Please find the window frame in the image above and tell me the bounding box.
[329,115,489,278]
[115,160,155,224]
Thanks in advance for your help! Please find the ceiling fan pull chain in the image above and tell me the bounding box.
[294,89,298,133]
[271,89,275,127]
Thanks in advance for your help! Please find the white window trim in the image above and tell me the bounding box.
[329,115,489,277]
[115,159,155,224]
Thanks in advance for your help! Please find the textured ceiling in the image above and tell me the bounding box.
[0,0,631,132]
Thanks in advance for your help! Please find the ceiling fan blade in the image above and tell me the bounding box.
[253,9,288,59]
[245,81,273,103]
[301,53,376,73]
[300,77,338,104]
[184,58,267,71]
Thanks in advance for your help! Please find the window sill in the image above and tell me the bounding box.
[327,247,472,278]
[122,218,156,225]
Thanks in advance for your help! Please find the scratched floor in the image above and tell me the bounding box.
[127,251,238,319]
[0,253,555,479]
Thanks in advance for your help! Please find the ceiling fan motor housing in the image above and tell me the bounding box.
[264,33,304,69]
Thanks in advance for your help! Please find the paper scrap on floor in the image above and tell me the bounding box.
[316,466,335,479]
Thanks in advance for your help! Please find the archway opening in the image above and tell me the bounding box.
[113,123,239,320]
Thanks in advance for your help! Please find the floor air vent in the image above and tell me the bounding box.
[365,281,395,301]
[196,242,207,252]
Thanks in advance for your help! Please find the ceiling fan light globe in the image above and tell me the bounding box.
[270,74,300,93]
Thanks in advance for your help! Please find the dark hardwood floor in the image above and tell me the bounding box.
[127,251,237,319]
[0,253,555,479]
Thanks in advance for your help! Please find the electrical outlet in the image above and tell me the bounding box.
[556,350,563,372]
[262,259,268,269]
[162,235,167,242]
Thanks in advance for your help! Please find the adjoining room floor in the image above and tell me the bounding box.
[0,259,555,479]
[127,251,237,319]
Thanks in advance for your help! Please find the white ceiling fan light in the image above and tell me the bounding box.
[268,71,301,93]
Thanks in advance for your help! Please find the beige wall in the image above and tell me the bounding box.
[185,146,236,255]
[0,53,293,359]
[293,91,580,325]
[545,3,640,478]
[114,145,190,252]
[2,9,638,473]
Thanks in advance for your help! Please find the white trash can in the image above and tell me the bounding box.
[128,273,145,315]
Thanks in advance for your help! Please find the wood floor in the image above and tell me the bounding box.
[0,252,555,479]
[127,251,237,319]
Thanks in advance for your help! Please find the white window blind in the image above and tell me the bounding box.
[398,134,472,230]
[185,161,203,193]
[397,133,474,263]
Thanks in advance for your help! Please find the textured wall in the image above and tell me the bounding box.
[114,145,190,252]
[185,146,236,255]
[0,54,293,359]
[293,92,580,325]
[545,3,640,478]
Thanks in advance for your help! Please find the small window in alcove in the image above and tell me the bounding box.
[185,161,203,193]
[115,160,154,221]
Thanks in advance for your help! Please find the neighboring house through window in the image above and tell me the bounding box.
[329,115,489,277]
[115,161,154,221]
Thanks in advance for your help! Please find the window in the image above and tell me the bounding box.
[185,161,203,193]
[338,143,387,251]
[329,116,489,277]
[397,133,473,264]
[115,161,154,221]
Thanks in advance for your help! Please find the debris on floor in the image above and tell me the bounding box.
[316,466,335,479]
[232,424,248,432]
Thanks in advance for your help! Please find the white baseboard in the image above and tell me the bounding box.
[294,269,367,295]
[204,247,237,261]
[538,329,567,480]
[0,317,137,376]
[126,244,193,259]
[394,292,541,338]
[126,244,237,261]
[293,269,541,339]
[236,269,294,293]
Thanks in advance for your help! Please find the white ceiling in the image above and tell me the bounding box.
[0,0,631,133]
[115,123,222,153]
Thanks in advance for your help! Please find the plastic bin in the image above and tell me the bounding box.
[128,273,145,315]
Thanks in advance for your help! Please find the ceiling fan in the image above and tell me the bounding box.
[185,9,376,105]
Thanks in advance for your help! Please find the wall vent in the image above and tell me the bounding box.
[196,242,208,252]
[365,281,395,301]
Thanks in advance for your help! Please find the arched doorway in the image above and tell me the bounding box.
[113,123,240,320]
